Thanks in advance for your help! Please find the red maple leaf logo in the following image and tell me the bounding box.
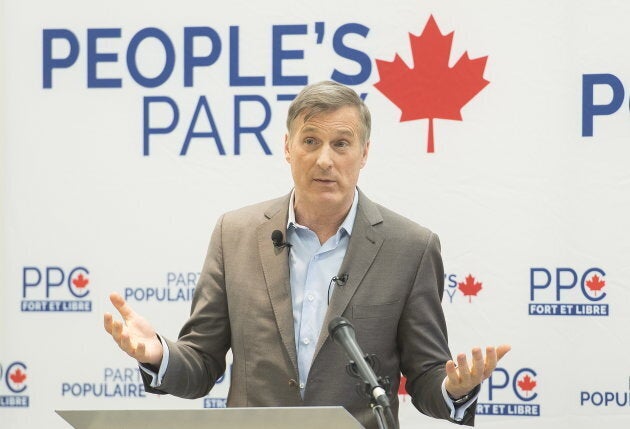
[72,273,89,289]
[398,375,409,401]
[585,274,605,297]
[517,374,537,397]
[458,274,483,303]
[374,15,489,153]
[10,368,27,384]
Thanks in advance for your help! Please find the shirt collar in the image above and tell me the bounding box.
[287,188,359,236]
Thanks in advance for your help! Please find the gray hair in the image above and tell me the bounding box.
[286,81,371,144]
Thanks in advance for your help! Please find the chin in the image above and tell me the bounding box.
[314,191,348,206]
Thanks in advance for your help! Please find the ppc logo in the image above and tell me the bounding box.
[477,367,540,417]
[529,267,609,317]
[0,361,30,407]
[374,15,489,153]
[21,266,92,312]
[582,74,628,137]
[444,273,483,304]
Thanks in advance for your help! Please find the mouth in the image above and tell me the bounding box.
[313,178,335,184]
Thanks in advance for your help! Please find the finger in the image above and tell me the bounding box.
[470,347,484,382]
[109,292,135,321]
[104,313,113,334]
[483,346,498,378]
[497,344,511,360]
[111,320,124,344]
[445,360,460,384]
[456,353,471,384]
[120,331,135,356]
[136,342,146,361]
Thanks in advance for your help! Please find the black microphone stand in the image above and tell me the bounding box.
[372,403,397,429]
[372,403,387,429]
[346,355,398,429]
[328,317,398,429]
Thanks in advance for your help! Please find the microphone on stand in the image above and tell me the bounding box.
[328,316,391,409]
[328,317,397,428]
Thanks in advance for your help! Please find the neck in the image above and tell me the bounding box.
[293,197,352,244]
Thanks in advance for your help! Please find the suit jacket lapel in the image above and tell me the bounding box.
[313,190,384,359]
[257,193,299,375]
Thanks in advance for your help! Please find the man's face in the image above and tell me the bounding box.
[284,105,369,212]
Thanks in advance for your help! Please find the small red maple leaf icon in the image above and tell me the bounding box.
[458,274,483,303]
[10,368,27,384]
[586,274,605,297]
[374,15,489,153]
[517,374,537,397]
[398,375,408,401]
[72,273,89,289]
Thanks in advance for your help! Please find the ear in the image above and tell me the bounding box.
[360,140,370,168]
[284,133,291,163]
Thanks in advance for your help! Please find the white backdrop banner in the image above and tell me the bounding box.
[2,0,629,428]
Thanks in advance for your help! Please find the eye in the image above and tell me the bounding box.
[334,140,349,149]
[304,137,317,145]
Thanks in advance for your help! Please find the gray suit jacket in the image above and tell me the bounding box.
[143,190,476,428]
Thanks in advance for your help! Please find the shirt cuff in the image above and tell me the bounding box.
[441,377,480,421]
[138,334,170,388]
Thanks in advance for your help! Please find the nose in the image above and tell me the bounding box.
[315,144,333,170]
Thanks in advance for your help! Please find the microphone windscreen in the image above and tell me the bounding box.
[328,316,353,336]
[271,230,283,244]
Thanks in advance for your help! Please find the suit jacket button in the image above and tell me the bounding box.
[288,379,298,387]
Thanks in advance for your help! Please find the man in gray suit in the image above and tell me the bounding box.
[104,81,510,428]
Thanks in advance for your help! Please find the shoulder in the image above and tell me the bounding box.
[377,204,440,257]
[358,192,437,246]
[220,193,289,228]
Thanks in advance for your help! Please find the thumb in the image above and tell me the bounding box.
[496,344,512,361]
[109,292,135,321]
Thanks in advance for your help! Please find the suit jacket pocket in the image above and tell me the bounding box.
[352,300,400,319]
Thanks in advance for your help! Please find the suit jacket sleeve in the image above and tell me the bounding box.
[142,215,232,398]
[398,232,476,426]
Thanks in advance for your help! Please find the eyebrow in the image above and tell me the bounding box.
[300,126,356,138]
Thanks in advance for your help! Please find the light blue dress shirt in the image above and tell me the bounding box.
[286,188,359,396]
